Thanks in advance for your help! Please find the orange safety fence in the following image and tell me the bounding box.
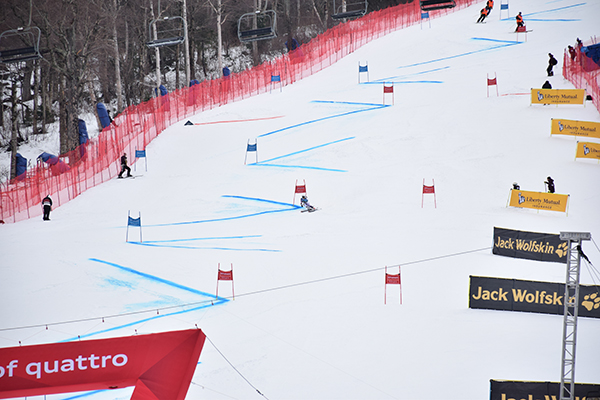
[0,0,476,223]
[563,42,600,114]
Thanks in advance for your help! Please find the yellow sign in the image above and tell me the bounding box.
[576,141,600,160]
[531,88,585,105]
[508,189,569,213]
[551,119,600,139]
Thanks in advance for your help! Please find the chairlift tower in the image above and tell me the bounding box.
[558,231,591,400]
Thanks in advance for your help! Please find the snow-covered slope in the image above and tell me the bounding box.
[1,1,599,399]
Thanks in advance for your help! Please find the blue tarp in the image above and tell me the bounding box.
[190,79,200,87]
[16,153,27,180]
[78,119,88,145]
[582,43,600,68]
[155,85,168,97]
[38,152,70,174]
[223,67,230,77]
[96,103,111,129]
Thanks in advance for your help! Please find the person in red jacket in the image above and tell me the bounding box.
[477,7,489,23]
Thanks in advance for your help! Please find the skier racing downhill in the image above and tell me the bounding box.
[300,195,317,212]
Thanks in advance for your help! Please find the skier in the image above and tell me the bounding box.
[477,8,488,23]
[42,195,52,221]
[515,12,524,32]
[547,53,558,76]
[545,176,555,193]
[118,153,132,178]
[486,0,494,15]
[300,195,316,212]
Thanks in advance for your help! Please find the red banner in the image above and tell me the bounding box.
[0,329,206,400]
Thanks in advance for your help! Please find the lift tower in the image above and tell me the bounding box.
[559,231,591,400]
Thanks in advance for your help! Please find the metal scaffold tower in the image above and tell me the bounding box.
[558,231,591,400]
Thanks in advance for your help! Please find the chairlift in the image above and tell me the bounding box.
[146,16,185,48]
[238,10,277,43]
[0,26,42,64]
[419,0,456,12]
[331,0,368,20]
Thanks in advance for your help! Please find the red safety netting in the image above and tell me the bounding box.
[0,0,476,223]
[563,41,600,113]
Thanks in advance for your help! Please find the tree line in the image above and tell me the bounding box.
[0,0,410,179]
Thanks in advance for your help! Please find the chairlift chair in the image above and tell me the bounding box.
[0,26,42,64]
[146,16,185,48]
[238,10,277,43]
[331,0,368,20]
[419,0,456,11]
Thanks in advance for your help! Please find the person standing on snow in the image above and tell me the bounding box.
[515,12,524,31]
[547,53,558,76]
[42,195,52,221]
[118,153,132,178]
[545,176,555,193]
[477,8,489,23]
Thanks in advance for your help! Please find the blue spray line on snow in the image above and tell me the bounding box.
[397,41,520,69]
[499,2,584,20]
[249,136,354,171]
[145,206,298,227]
[58,259,228,342]
[130,242,281,252]
[142,234,262,243]
[258,102,388,138]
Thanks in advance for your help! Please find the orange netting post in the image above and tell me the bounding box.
[216,263,234,300]
[384,266,402,304]
[422,178,436,208]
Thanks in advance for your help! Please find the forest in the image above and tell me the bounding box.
[0,0,411,179]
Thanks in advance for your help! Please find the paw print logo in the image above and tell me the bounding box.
[555,242,568,258]
[582,293,600,312]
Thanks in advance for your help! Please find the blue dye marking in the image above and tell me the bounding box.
[62,390,107,399]
[258,137,355,163]
[90,258,216,298]
[525,18,580,21]
[145,207,297,227]
[259,103,387,138]
[143,234,263,244]
[499,3,585,21]
[248,163,348,172]
[362,80,443,84]
[103,277,137,289]
[222,195,298,208]
[397,42,519,69]
[311,100,388,107]
[471,37,521,44]
[59,259,228,342]
[371,66,450,82]
[130,242,282,252]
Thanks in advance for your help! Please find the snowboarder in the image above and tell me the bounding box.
[512,182,520,190]
[547,53,558,76]
[118,153,132,178]
[42,195,52,221]
[515,12,524,32]
[545,176,555,193]
[300,195,316,212]
[477,8,488,23]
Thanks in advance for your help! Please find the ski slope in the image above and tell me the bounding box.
[1,1,600,399]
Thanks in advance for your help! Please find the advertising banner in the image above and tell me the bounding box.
[0,329,206,400]
[490,380,600,400]
[508,189,569,213]
[492,227,568,263]
[531,88,585,105]
[576,141,600,160]
[469,276,600,319]
[551,118,600,139]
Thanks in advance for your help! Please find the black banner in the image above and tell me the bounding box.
[469,276,600,319]
[492,227,568,263]
[490,380,600,400]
